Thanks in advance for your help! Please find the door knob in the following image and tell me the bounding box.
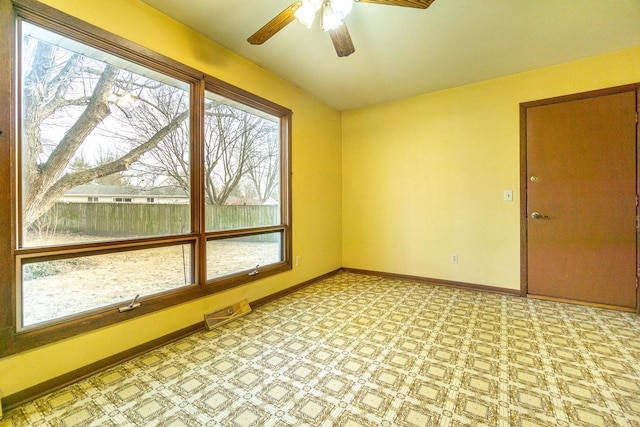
[530,176,539,182]
[531,212,549,219]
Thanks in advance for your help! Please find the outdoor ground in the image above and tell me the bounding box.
[21,233,279,327]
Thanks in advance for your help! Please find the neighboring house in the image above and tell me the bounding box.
[60,184,189,204]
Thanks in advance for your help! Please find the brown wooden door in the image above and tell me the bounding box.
[525,89,638,309]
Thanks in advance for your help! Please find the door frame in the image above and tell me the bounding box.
[519,83,640,313]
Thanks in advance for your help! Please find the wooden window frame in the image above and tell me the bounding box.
[0,0,292,356]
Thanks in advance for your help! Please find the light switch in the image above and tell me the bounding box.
[504,190,513,202]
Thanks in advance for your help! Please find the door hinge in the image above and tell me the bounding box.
[636,215,640,229]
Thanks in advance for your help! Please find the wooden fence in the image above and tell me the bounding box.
[38,202,280,242]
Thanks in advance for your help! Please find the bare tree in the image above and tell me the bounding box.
[247,131,280,204]
[126,86,191,192]
[20,37,189,229]
[203,102,268,205]
[21,32,281,236]
[135,100,280,206]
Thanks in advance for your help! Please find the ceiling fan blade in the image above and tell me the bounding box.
[248,1,302,45]
[329,23,355,57]
[356,0,435,9]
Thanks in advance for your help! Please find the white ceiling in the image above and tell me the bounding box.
[140,0,640,111]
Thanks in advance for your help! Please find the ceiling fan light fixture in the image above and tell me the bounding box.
[330,0,354,18]
[250,0,430,56]
[321,0,353,31]
[295,0,323,28]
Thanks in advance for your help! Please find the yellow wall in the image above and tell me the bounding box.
[342,46,640,290]
[0,0,342,398]
[2,0,640,404]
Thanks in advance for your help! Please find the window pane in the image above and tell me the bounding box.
[204,91,281,231]
[207,232,282,280]
[20,21,191,248]
[20,244,193,328]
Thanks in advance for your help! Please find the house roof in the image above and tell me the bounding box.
[65,184,188,197]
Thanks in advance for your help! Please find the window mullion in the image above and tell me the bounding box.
[192,78,207,287]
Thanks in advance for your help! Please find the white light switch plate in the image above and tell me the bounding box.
[504,190,513,202]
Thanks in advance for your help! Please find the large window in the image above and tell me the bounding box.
[203,90,285,281]
[19,21,192,248]
[1,1,291,354]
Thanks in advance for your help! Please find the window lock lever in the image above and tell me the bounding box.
[248,265,260,276]
[119,294,141,312]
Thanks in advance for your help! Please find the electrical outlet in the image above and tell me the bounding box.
[451,254,458,264]
[296,255,301,266]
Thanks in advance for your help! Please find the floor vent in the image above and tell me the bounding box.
[204,300,252,330]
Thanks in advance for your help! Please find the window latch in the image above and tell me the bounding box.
[248,265,260,276]
[119,294,141,312]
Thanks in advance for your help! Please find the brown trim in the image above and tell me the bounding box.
[205,262,292,293]
[637,89,640,316]
[342,268,521,296]
[520,82,640,108]
[204,75,292,119]
[0,0,19,356]
[1,268,342,413]
[520,83,640,312]
[251,268,342,308]
[528,294,637,313]
[2,322,204,413]
[205,225,286,240]
[283,110,293,278]
[519,99,529,298]
[521,83,640,109]
[192,78,206,291]
[0,0,16,345]
[12,0,204,83]
[16,235,199,260]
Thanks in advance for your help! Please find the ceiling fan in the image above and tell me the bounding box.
[248,0,435,57]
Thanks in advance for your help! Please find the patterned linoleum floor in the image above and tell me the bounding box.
[2,272,640,426]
